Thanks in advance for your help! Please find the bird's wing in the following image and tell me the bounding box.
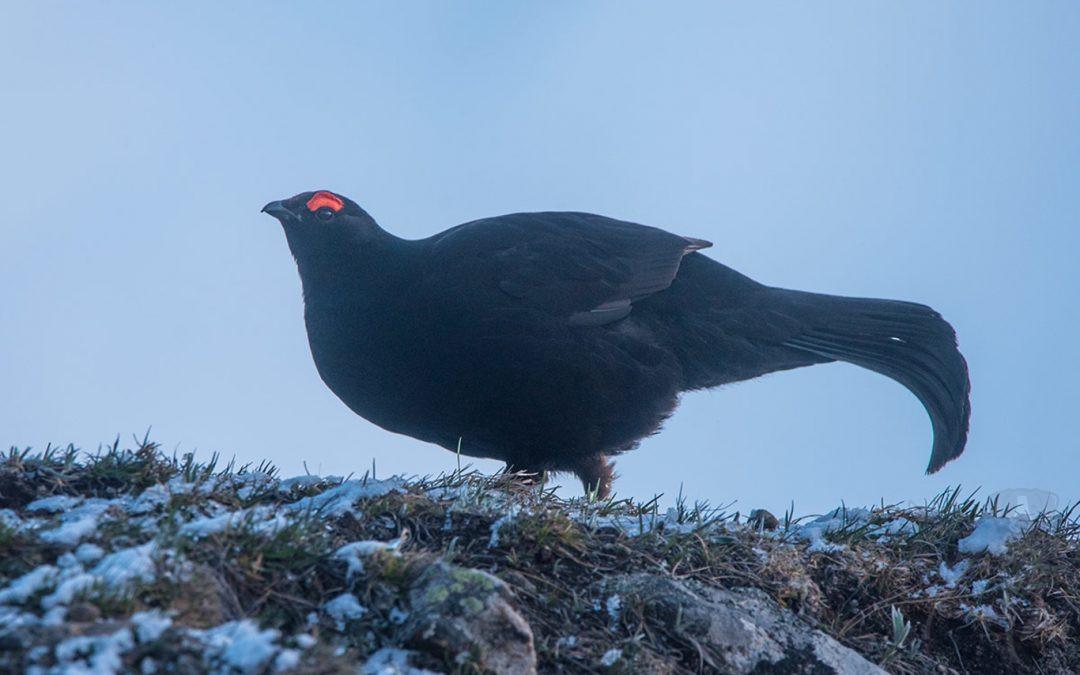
[421,212,710,326]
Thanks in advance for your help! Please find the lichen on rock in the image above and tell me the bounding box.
[403,561,537,675]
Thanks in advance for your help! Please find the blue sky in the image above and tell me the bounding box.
[2,3,1077,513]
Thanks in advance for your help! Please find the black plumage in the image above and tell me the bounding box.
[263,190,971,496]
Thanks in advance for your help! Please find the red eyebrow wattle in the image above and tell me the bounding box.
[306,191,345,213]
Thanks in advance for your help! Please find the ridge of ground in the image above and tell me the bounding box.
[0,440,1077,673]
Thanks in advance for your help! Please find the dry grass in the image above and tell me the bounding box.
[0,440,1077,673]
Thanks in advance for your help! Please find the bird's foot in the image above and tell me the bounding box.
[575,455,614,500]
[503,464,546,489]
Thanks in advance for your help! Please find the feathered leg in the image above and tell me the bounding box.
[575,455,614,499]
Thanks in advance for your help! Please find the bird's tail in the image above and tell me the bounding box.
[776,290,971,473]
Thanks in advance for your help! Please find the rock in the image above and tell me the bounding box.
[66,602,101,623]
[0,467,44,509]
[748,509,780,531]
[606,573,886,674]
[0,631,25,652]
[167,563,242,628]
[403,561,536,674]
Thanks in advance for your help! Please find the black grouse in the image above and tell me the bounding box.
[263,190,970,497]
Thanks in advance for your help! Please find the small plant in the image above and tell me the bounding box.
[1,441,1078,674]
[890,605,911,648]
[879,605,913,666]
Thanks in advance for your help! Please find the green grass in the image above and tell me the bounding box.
[1,441,1078,674]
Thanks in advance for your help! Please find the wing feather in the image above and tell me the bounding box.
[423,212,709,325]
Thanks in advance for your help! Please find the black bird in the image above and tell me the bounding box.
[263,190,970,497]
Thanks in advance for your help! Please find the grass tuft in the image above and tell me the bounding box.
[0,441,1077,674]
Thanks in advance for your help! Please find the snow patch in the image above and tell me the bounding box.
[958,517,1026,555]
[323,592,367,630]
[874,517,917,538]
[278,474,326,493]
[26,495,82,513]
[197,619,288,673]
[584,506,711,537]
[41,572,96,609]
[287,477,405,517]
[600,648,623,667]
[38,499,114,547]
[132,610,173,642]
[180,506,287,539]
[74,543,106,565]
[0,565,59,604]
[362,647,440,674]
[127,484,170,515]
[488,507,520,548]
[52,625,135,674]
[795,507,870,553]
[92,542,157,589]
[294,633,317,649]
[960,602,1006,626]
[232,471,277,500]
[605,595,622,623]
[938,560,969,588]
[0,606,38,632]
[0,508,26,530]
[274,649,302,672]
[42,605,67,626]
[334,538,403,580]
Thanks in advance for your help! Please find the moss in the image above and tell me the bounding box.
[458,596,485,615]
[448,566,499,592]
[423,585,450,605]
[1,441,1078,675]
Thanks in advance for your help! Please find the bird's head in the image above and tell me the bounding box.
[261,189,373,230]
[262,190,385,260]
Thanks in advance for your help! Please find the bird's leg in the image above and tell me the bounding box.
[503,462,545,488]
[575,455,614,500]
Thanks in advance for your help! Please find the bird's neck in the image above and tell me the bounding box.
[287,227,413,308]
[287,229,422,420]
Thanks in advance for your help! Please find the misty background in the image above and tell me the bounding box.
[2,2,1077,514]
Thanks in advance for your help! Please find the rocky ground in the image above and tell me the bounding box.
[0,440,1077,674]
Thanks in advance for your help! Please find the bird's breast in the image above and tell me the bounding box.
[303,299,450,426]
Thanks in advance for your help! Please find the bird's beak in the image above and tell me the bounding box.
[261,200,296,220]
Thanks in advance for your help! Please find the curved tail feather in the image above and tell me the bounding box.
[778,293,971,473]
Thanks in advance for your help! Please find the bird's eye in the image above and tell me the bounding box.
[316,207,334,221]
